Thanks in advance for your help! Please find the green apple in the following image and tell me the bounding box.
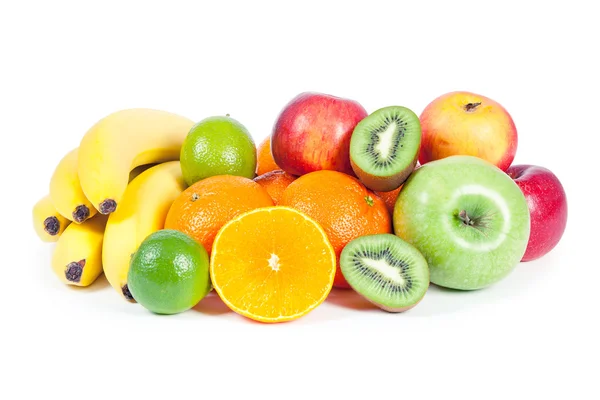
[393,155,530,290]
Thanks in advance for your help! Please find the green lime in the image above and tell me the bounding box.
[127,229,211,315]
[180,115,257,186]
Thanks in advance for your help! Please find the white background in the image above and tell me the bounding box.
[2,1,598,399]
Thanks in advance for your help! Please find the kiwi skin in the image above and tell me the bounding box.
[355,266,429,313]
[370,288,428,313]
[350,106,422,192]
[351,152,419,193]
[340,233,429,313]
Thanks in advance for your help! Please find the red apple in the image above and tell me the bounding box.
[507,164,568,262]
[419,91,518,171]
[271,92,368,176]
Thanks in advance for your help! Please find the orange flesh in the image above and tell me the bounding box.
[210,206,336,323]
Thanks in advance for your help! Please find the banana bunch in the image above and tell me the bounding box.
[103,161,186,300]
[33,108,194,291]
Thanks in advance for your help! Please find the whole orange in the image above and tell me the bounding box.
[375,185,403,216]
[165,175,274,254]
[280,170,392,288]
[254,170,296,205]
[374,164,419,215]
[256,136,280,176]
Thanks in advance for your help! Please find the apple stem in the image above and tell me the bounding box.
[464,102,481,112]
[458,210,475,226]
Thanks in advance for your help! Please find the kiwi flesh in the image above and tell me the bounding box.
[350,106,421,192]
[340,233,429,312]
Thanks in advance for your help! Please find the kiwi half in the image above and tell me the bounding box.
[340,233,429,312]
[350,106,421,192]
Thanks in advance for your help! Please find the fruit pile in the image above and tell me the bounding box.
[33,91,568,323]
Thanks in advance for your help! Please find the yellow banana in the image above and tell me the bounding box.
[78,108,195,215]
[32,195,71,242]
[51,214,108,286]
[50,148,97,223]
[129,163,157,181]
[102,161,186,301]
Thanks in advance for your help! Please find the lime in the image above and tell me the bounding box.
[127,229,211,315]
[180,115,257,186]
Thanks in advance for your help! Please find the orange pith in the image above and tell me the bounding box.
[210,206,336,323]
[256,136,280,175]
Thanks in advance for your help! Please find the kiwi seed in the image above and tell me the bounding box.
[340,233,429,312]
[350,106,421,192]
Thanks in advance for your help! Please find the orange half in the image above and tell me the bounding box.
[210,206,336,323]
